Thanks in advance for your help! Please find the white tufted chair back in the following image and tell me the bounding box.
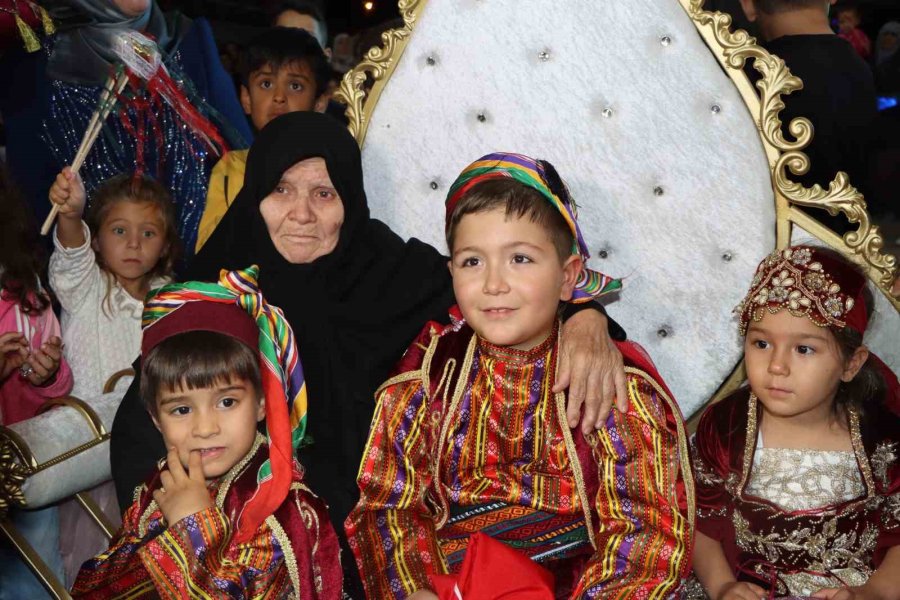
[340,0,899,417]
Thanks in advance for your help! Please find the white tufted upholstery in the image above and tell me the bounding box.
[9,387,127,508]
[360,0,777,416]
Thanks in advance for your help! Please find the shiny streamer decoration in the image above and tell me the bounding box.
[113,31,228,160]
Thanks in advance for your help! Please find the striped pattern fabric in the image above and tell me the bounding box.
[445,152,621,303]
[73,461,290,599]
[439,502,591,570]
[346,323,691,599]
[142,265,308,544]
[73,435,342,599]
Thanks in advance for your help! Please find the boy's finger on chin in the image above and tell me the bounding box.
[188,450,205,480]
[159,472,175,498]
[166,448,186,478]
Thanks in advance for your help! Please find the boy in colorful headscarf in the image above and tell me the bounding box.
[72,266,342,599]
[346,153,694,599]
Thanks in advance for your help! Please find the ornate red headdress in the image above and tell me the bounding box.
[736,245,869,336]
[737,245,899,413]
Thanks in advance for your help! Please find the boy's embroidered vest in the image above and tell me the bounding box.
[389,307,684,549]
[135,440,343,599]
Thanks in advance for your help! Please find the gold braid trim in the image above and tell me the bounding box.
[267,514,302,597]
[431,334,478,531]
[552,327,597,549]
[625,367,696,533]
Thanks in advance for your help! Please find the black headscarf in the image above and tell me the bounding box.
[45,0,190,85]
[191,112,454,591]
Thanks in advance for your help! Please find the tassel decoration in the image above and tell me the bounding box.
[14,12,40,52]
[37,4,54,36]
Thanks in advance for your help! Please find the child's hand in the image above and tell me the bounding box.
[716,581,766,600]
[153,447,214,526]
[812,586,878,599]
[48,166,86,220]
[0,332,28,381]
[406,592,439,600]
[22,336,63,387]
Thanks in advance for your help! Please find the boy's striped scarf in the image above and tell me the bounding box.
[446,152,622,303]
[142,265,307,543]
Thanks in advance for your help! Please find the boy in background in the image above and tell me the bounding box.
[738,0,877,231]
[196,27,330,252]
[73,267,341,599]
[346,153,693,599]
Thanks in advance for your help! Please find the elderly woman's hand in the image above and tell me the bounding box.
[554,309,627,435]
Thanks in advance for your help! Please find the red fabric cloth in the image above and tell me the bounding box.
[839,28,872,61]
[692,389,900,592]
[430,532,555,600]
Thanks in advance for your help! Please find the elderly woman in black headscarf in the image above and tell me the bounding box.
[111,112,627,597]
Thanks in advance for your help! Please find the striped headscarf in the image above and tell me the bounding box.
[142,265,307,543]
[446,152,621,303]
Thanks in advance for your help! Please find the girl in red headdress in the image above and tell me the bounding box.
[690,246,900,600]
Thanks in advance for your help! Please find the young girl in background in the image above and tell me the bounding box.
[1,168,72,422]
[47,166,179,584]
[48,166,178,397]
[691,245,900,600]
[0,165,73,598]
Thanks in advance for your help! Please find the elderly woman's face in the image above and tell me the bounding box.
[260,157,345,264]
[112,0,150,16]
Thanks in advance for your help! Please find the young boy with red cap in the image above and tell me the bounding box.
[73,266,342,599]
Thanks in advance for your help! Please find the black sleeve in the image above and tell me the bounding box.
[110,357,166,512]
[560,301,627,341]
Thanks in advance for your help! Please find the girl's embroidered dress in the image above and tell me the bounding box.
[346,311,694,599]
[692,389,900,597]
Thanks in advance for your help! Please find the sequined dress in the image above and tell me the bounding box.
[346,315,694,599]
[691,390,900,597]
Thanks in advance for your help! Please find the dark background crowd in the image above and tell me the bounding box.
[0,0,899,597]
[2,0,899,252]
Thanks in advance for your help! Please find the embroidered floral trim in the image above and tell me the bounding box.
[870,442,898,489]
[733,511,878,577]
[736,247,855,334]
[883,494,900,530]
[746,447,864,512]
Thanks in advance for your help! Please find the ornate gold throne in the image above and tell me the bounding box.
[335,0,899,421]
[1,1,897,597]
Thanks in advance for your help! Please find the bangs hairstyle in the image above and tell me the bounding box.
[141,330,263,415]
[239,27,331,98]
[87,173,180,284]
[446,178,575,261]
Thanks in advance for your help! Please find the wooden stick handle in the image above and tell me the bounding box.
[41,72,127,236]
